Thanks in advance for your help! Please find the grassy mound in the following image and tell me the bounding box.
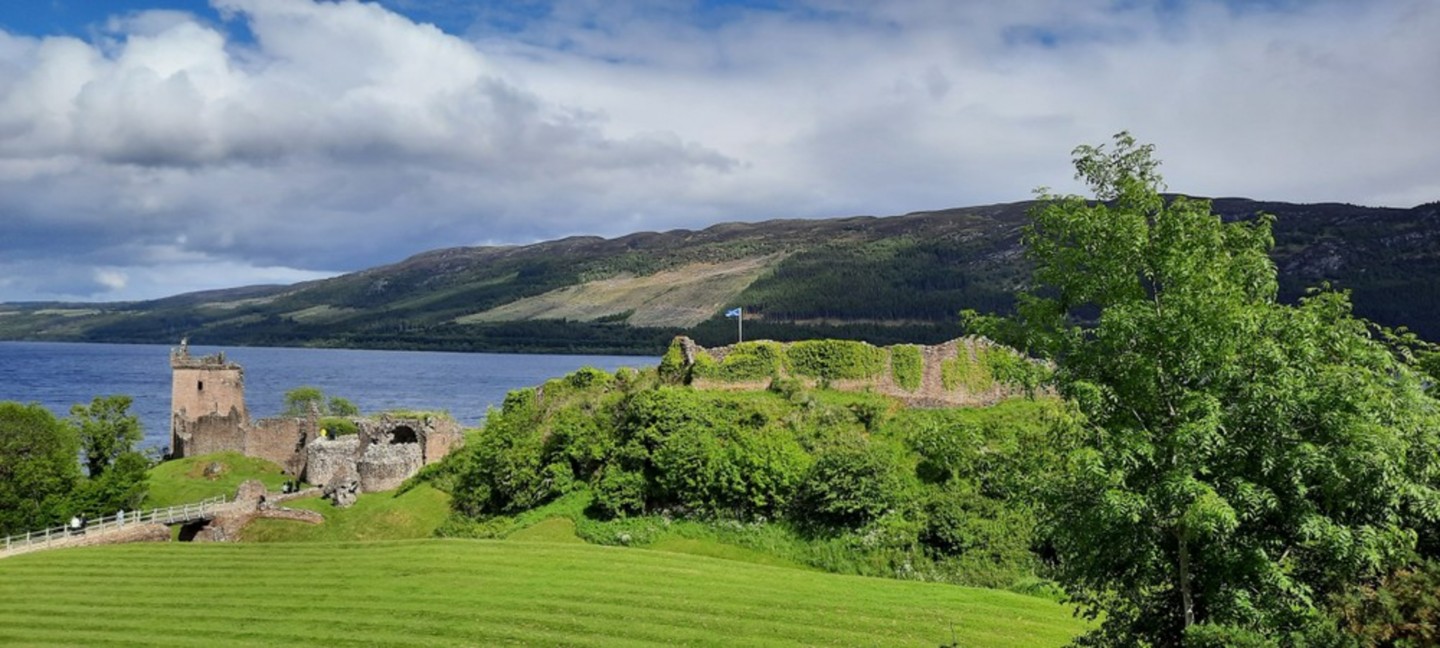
[144,452,290,508]
[242,485,451,542]
[0,540,1086,646]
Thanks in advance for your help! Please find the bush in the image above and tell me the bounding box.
[658,338,690,384]
[890,344,923,391]
[1330,559,1440,646]
[786,340,886,380]
[319,417,358,437]
[591,465,647,518]
[794,435,915,528]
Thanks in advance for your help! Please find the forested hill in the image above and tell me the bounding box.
[2,197,1437,354]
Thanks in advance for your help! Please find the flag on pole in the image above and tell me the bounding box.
[726,307,744,342]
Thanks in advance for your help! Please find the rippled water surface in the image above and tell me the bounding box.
[0,341,654,450]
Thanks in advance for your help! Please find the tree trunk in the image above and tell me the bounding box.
[1178,532,1195,630]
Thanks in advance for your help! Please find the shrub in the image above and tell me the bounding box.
[890,344,923,391]
[319,417,358,437]
[786,340,886,381]
[591,465,647,518]
[1330,559,1440,646]
[564,366,613,390]
[794,435,915,528]
[658,339,690,384]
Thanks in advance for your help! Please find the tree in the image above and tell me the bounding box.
[0,402,81,535]
[970,133,1440,645]
[68,395,143,478]
[283,386,325,416]
[283,386,360,417]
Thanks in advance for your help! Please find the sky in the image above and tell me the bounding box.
[0,0,1436,303]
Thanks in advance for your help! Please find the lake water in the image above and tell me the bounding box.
[0,341,656,451]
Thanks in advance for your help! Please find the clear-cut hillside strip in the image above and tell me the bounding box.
[456,255,782,328]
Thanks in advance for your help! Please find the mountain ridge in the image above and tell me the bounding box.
[2,196,1436,353]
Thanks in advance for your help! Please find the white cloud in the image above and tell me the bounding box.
[0,0,1436,302]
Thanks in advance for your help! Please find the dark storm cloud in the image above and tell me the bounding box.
[0,0,1435,302]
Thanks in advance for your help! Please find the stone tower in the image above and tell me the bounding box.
[170,338,249,457]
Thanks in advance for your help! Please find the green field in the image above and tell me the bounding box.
[144,452,291,508]
[0,540,1086,646]
[242,485,452,542]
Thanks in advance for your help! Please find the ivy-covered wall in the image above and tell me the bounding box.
[665,336,1045,407]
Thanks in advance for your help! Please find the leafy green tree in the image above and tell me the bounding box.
[283,386,360,417]
[67,395,142,478]
[0,402,81,535]
[69,450,149,518]
[971,133,1440,644]
[327,396,360,417]
[283,386,325,416]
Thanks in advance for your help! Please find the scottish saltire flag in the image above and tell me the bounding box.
[725,307,742,318]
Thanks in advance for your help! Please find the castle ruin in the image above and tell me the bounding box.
[169,340,463,498]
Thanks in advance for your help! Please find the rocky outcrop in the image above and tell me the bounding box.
[323,463,361,508]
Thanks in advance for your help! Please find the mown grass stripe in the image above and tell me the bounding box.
[0,540,1085,646]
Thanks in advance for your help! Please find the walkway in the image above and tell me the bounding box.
[0,495,234,559]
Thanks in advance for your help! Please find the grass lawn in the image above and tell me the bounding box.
[0,539,1087,646]
[144,452,291,508]
[242,485,452,542]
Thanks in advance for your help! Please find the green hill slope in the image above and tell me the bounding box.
[0,540,1087,646]
[2,197,1436,351]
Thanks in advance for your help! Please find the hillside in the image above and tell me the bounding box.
[1,197,1436,353]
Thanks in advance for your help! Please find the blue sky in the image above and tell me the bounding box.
[0,0,1435,302]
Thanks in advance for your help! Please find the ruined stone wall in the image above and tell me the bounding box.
[304,436,360,488]
[357,443,424,492]
[172,411,248,458]
[420,418,463,464]
[247,417,317,476]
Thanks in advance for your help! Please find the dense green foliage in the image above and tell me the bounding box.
[424,366,1062,589]
[67,395,142,479]
[692,340,786,382]
[0,397,150,536]
[0,403,81,536]
[890,344,923,390]
[282,385,359,417]
[1329,559,1440,646]
[785,339,887,380]
[0,540,1087,646]
[972,133,1440,645]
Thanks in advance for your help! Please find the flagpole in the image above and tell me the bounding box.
[738,307,743,343]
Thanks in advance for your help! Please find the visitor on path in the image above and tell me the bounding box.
[117,509,126,527]
[68,516,80,536]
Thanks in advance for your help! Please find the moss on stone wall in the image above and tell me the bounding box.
[890,345,922,391]
[941,347,994,392]
[785,340,886,380]
[694,341,786,382]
